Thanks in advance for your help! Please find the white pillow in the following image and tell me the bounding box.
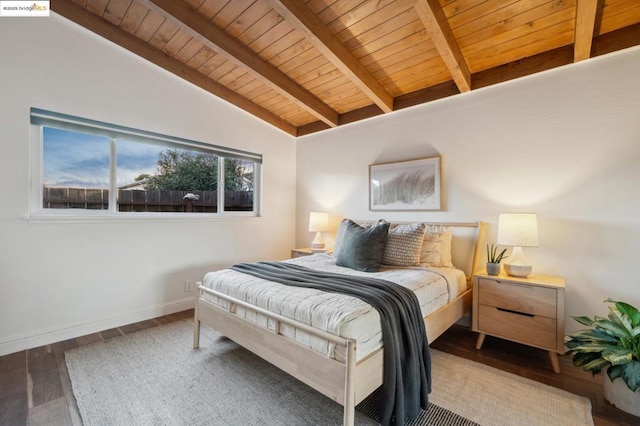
[439,228,453,267]
[420,227,453,268]
[382,223,426,266]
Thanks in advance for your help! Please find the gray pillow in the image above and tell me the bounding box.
[336,219,390,272]
[333,219,378,258]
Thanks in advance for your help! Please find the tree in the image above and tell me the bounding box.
[140,149,252,192]
[142,150,216,191]
[224,156,254,191]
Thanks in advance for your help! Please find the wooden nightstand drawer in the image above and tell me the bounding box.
[472,272,566,373]
[478,278,557,318]
[477,304,556,349]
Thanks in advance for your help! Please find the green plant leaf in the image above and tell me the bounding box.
[608,306,633,333]
[572,316,594,326]
[486,244,507,263]
[594,319,632,339]
[621,360,640,392]
[614,300,640,328]
[567,329,618,343]
[582,357,609,374]
[602,347,633,365]
[497,248,507,263]
[571,299,640,387]
[572,352,601,368]
[607,364,625,381]
[565,340,612,352]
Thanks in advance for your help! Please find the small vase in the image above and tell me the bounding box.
[486,262,501,276]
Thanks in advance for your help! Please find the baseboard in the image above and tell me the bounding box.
[0,297,194,356]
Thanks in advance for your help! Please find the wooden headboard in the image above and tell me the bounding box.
[433,221,486,282]
[353,220,486,282]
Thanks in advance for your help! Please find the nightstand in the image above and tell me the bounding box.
[290,248,331,258]
[472,272,565,373]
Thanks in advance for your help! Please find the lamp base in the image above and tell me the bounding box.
[311,232,325,251]
[504,263,532,278]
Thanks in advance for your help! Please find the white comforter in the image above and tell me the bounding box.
[201,253,467,361]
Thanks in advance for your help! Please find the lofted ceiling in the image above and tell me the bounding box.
[53,0,640,137]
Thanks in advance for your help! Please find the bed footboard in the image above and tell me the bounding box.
[193,284,358,425]
[193,284,473,426]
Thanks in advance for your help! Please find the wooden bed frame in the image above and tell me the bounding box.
[193,221,485,425]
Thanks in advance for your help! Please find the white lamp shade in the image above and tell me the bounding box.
[497,213,539,247]
[308,212,329,233]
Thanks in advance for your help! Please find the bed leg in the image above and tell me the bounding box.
[193,282,201,349]
[193,318,201,349]
[343,339,356,426]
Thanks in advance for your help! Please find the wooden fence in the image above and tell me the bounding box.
[42,187,253,212]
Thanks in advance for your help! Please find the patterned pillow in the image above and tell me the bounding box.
[335,220,390,272]
[382,223,426,266]
[420,227,453,268]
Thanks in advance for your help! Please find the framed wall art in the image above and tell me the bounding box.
[369,156,442,211]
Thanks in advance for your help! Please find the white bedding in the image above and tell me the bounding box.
[201,253,467,362]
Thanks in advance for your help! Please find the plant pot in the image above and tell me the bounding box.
[486,262,501,276]
[603,372,640,417]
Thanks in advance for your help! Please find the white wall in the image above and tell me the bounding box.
[0,15,296,355]
[296,46,640,334]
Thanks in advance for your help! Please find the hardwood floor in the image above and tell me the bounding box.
[0,310,193,426]
[1,311,638,425]
[430,324,640,426]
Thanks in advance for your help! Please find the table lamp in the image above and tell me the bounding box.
[497,213,539,277]
[308,211,329,252]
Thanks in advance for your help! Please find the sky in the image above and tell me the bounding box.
[43,127,164,188]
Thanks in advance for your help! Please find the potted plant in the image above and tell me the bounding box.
[486,244,507,276]
[565,299,640,416]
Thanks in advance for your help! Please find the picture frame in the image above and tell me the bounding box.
[369,156,442,211]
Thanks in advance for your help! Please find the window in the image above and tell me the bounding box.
[31,108,261,217]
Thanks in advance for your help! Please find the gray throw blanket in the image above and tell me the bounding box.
[230,261,431,426]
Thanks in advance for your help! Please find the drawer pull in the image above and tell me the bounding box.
[496,307,534,317]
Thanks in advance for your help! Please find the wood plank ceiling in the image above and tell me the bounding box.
[53,0,640,137]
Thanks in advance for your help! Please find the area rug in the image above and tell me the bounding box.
[65,320,593,425]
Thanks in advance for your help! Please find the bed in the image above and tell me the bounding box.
[193,221,485,425]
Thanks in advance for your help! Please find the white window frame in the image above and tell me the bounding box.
[28,108,262,221]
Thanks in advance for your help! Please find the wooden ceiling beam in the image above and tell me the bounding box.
[297,81,459,137]
[141,0,339,128]
[51,0,297,136]
[574,0,599,62]
[266,0,394,113]
[413,0,471,93]
[299,23,640,136]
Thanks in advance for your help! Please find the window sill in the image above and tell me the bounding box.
[24,211,260,224]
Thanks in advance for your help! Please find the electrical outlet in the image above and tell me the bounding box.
[184,280,194,292]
